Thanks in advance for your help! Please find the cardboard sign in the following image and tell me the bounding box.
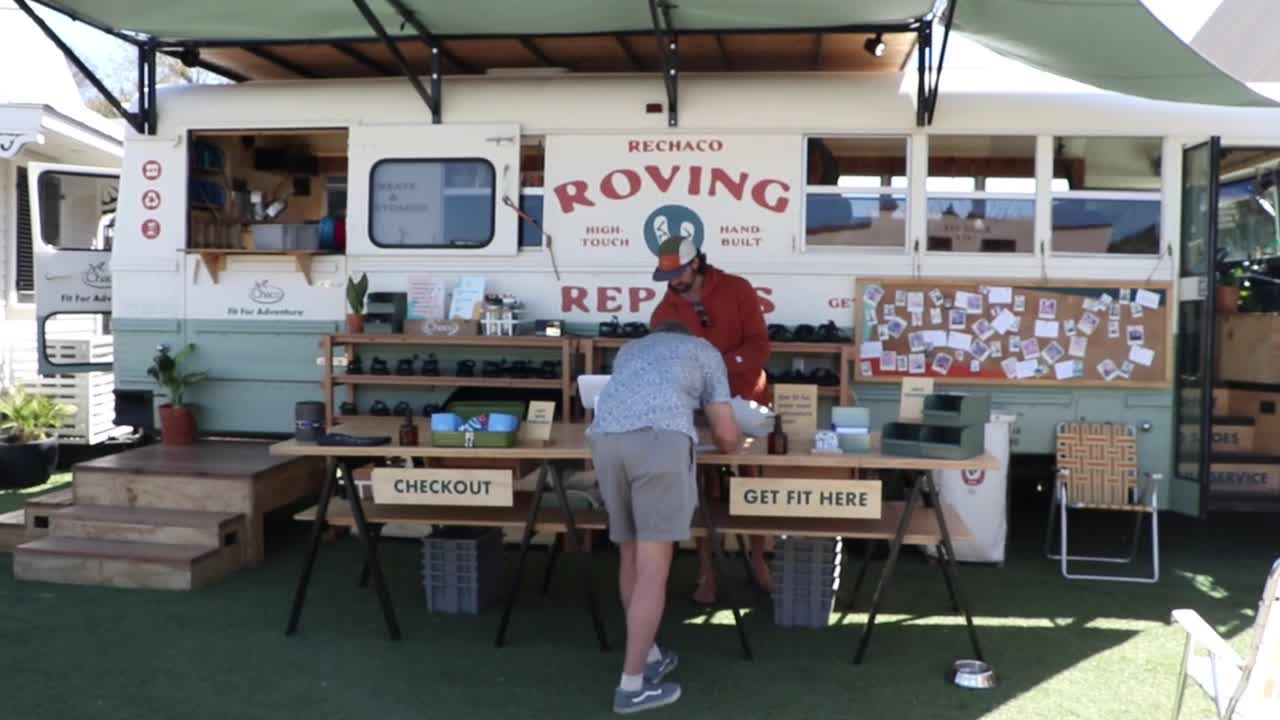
[772,384,818,443]
[899,378,934,421]
[518,401,556,443]
[371,468,513,506]
[729,477,882,519]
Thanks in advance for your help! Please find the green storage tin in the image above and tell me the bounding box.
[831,406,870,429]
[837,432,872,453]
[430,400,527,448]
[921,393,991,427]
[880,421,985,459]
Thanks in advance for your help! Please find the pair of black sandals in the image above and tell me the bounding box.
[479,359,561,379]
[598,316,649,339]
[767,367,840,386]
[768,321,849,343]
[339,401,444,417]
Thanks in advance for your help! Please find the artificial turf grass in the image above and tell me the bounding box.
[0,507,1266,720]
[0,472,71,515]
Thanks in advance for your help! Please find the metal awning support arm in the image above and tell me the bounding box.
[649,0,679,127]
[14,0,154,134]
[926,0,958,125]
[352,0,441,123]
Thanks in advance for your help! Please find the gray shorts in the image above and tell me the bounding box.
[589,428,697,543]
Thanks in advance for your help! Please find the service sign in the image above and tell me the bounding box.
[371,468,513,506]
[730,477,882,519]
[543,134,801,267]
[37,251,112,313]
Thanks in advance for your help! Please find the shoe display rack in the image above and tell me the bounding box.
[321,334,579,426]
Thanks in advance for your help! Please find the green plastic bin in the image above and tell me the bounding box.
[921,393,991,427]
[429,400,526,448]
[880,421,985,460]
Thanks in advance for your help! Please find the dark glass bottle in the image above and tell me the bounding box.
[399,416,419,446]
[767,415,788,455]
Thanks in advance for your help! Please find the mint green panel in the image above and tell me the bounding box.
[184,320,339,382]
[989,391,1076,453]
[111,319,184,391]
[183,379,324,435]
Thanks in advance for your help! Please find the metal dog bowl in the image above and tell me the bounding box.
[949,659,998,689]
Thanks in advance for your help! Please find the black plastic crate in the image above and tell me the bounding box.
[772,587,837,628]
[420,527,504,614]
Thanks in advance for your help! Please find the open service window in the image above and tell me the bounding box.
[27,162,119,375]
[347,124,521,256]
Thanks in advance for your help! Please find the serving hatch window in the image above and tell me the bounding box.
[369,158,495,248]
[803,136,909,250]
[926,135,1036,254]
[1051,136,1162,255]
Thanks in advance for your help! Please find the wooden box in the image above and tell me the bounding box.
[1217,314,1280,384]
[1226,390,1280,455]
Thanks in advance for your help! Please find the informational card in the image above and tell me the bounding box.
[900,378,934,421]
[955,290,984,314]
[897,356,909,372]
[1021,338,1041,360]
[948,309,967,329]
[1135,289,1161,309]
[1127,325,1145,345]
[929,288,945,307]
[1130,303,1144,318]
[909,353,926,374]
[1035,320,1060,338]
[1054,360,1077,380]
[1097,358,1119,380]
[863,285,884,305]
[971,338,992,361]
[947,331,973,351]
[860,341,883,359]
[1120,361,1135,378]
[880,350,898,371]
[449,277,486,320]
[930,308,943,325]
[973,318,995,340]
[774,384,819,441]
[407,275,447,320]
[1014,295,1026,312]
[860,360,874,376]
[931,353,953,375]
[924,330,948,349]
[988,286,1013,304]
[1120,288,1133,304]
[886,317,908,338]
[990,340,1003,357]
[1109,303,1122,320]
[1038,298,1058,318]
[1065,319,1077,336]
[883,304,896,320]
[1001,357,1018,379]
[908,332,927,353]
[993,309,1019,334]
[911,311,923,327]
[1079,313,1100,336]
[1108,321,1120,338]
[1043,341,1066,364]
[895,290,907,306]
[969,359,981,373]
[1069,335,1088,358]
[1129,345,1155,367]
[907,292,925,312]
[518,400,557,442]
[1016,359,1039,379]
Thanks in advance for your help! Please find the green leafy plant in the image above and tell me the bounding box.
[0,385,73,443]
[146,343,208,408]
[347,272,369,314]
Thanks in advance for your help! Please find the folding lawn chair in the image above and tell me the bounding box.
[1043,421,1160,583]
[1171,557,1280,719]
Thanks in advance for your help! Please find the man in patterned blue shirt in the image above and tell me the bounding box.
[589,319,741,714]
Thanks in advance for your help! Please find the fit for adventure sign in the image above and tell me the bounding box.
[544,134,800,265]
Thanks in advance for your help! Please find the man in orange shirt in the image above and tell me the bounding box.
[649,235,773,604]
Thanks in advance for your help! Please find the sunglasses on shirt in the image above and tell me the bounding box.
[694,301,712,328]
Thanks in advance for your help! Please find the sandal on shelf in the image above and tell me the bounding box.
[420,353,440,376]
[346,354,364,375]
[393,401,414,417]
[539,360,561,379]
[508,360,534,378]
[456,359,477,377]
[768,324,794,342]
[481,359,506,378]
[816,321,849,343]
[809,367,840,387]
[395,356,417,376]
[370,357,390,375]
[369,400,391,416]
[622,322,649,339]
[598,315,622,338]
[422,403,443,416]
[339,401,358,416]
[792,324,816,342]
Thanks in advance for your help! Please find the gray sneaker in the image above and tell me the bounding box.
[645,647,679,684]
[613,681,682,715]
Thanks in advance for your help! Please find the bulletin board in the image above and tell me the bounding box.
[852,278,1173,388]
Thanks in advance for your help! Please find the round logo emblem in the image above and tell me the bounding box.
[141,218,161,239]
[643,204,705,256]
[962,469,985,487]
[142,160,162,180]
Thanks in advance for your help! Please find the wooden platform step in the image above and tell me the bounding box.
[49,506,246,557]
[13,536,242,591]
[0,509,28,552]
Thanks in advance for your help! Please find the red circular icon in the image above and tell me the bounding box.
[141,219,161,239]
[962,469,986,487]
[142,160,162,180]
[141,189,161,210]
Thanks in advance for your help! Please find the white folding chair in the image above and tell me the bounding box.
[1171,557,1280,719]
[1043,421,1160,583]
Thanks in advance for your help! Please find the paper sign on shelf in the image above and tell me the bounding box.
[407,275,447,320]
[1129,346,1155,367]
[1135,289,1161,309]
[1035,320,1060,338]
[774,384,818,444]
[899,378,934,421]
[449,277,486,320]
[518,400,556,442]
[988,286,1013,304]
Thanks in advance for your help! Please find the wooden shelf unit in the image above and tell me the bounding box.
[581,338,855,405]
[322,334,578,425]
[185,249,337,285]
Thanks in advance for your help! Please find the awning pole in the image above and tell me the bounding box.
[351,0,440,123]
[14,0,150,135]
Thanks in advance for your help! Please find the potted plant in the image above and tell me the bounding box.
[146,343,208,445]
[1215,263,1242,315]
[347,272,368,334]
[0,385,73,489]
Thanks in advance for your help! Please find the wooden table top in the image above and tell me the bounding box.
[270,419,1001,472]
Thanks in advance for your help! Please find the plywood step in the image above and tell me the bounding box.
[13,536,241,591]
[49,506,245,555]
[0,509,29,552]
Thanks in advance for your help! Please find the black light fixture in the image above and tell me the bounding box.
[864,33,886,58]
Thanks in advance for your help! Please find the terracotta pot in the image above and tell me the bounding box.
[1216,286,1240,314]
[347,313,364,334]
[158,404,197,446]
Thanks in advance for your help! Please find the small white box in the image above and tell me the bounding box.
[252,224,320,250]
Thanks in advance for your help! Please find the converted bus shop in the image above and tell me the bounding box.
[17,0,1280,520]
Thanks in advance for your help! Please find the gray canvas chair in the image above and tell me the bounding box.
[1044,421,1160,583]
[1171,557,1280,719]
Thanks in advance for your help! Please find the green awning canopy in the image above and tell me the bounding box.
[26,0,1278,108]
[954,0,1275,107]
[32,0,938,40]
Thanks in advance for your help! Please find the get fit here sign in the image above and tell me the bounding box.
[543,134,801,265]
[730,477,883,519]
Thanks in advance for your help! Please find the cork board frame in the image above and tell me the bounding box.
[853,278,1173,388]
